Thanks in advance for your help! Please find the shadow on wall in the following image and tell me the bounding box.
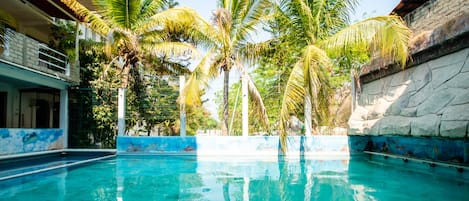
[348,16,469,164]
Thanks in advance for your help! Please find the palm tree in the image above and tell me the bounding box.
[181,0,272,135]
[276,0,411,149]
[61,0,211,135]
[0,10,16,53]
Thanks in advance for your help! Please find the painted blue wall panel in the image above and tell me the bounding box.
[117,135,468,164]
[117,136,358,156]
[0,129,64,155]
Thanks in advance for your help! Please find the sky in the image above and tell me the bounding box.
[177,0,401,121]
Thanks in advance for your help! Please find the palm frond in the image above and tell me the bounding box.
[302,45,333,129]
[290,0,316,42]
[213,8,233,37]
[220,0,231,9]
[60,0,110,36]
[137,0,165,20]
[137,7,216,45]
[137,7,197,32]
[279,63,304,151]
[237,39,275,65]
[279,44,332,150]
[145,57,191,76]
[179,51,218,106]
[103,0,140,29]
[142,41,197,59]
[231,0,272,45]
[302,45,332,95]
[139,29,166,43]
[321,15,411,66]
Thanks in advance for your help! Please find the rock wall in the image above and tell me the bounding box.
[349,48,469,137]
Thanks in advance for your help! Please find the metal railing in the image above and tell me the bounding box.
[1,28,70,77]
[38,43,70,75]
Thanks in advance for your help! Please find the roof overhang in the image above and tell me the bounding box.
[391,0,430,17]
[25,0,96,22]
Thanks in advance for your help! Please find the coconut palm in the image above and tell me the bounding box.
[276,0,411,149]
[61,0,211,134]
[181,0,272,135]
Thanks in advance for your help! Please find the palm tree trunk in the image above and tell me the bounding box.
[222,69,230,136]
[121,65,131,88]
[304,94,312,136]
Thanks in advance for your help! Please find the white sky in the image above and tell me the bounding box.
[177,0,401,121]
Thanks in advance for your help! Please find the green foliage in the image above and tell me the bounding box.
[214,82,267,135]
[252,37,303,129]
[185,104,218,135]
[90,64,119,147]
[69,39,116,148]
[49,20,77,61]
[128,73,180,136]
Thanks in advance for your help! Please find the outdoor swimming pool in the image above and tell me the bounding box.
[0,155,467,201]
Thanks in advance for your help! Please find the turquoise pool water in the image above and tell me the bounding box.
[0,155,467,201]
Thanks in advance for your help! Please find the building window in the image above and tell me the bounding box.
[20,90,60,128]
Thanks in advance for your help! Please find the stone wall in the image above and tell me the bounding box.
[349,48,469,137]
[404,0,468,34]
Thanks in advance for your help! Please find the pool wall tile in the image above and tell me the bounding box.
[352,135,469,164]
[117,136,364,157]
[118,135,469,163]
[0,129,64,155]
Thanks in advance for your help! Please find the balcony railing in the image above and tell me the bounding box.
[38,44,69,75]
[1,28,70,78]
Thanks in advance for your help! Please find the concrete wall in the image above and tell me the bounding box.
[0,129,64,155]
[349,48,469,137]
